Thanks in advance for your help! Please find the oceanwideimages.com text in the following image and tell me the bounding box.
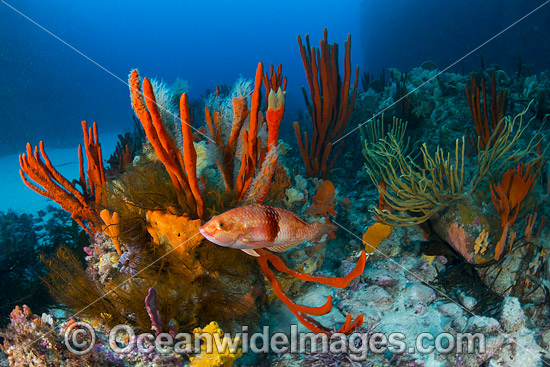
[65,322,486,361]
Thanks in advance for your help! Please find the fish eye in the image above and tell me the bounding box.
[217,221,224,229]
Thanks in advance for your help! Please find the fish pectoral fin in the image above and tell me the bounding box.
[241,238,273,247]
[241,248,260,257]
[268,241,303,253]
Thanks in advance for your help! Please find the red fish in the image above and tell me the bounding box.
[199,205,337,257]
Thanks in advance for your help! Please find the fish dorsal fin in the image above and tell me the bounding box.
[291,212,307,225]
[296,216,307,225]
[279,207,307,226]
[241,248,260,257]
[268,240,303,253]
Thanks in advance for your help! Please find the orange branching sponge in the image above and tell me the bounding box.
[19,122,106,234]
[294,29,359,178]
[491,163,535,260]
[243,79,286,205]
[203,61,285,205]
[256,249,366,335]
[362,222,393,254]
[264,64,287,150]
[243,63,287,205]
[100,209,122,255]
[130,62,286,218]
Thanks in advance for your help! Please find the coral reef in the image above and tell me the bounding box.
[4,43,372,365]
[1,305,124,366]
[15,64,287,347]
[4,23,550,366]
[359,65,550,309]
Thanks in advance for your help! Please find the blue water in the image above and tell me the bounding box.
[0,0,548,157]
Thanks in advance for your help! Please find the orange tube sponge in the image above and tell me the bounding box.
[81,121,106,206]
[266,87,285,150]
[236,62,264,198]
[256,249,366,335]
[129,69,200,217]
[180,93,204,219]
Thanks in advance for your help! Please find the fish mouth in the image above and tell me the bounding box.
[198,226,215,243]
[198,227,208,238]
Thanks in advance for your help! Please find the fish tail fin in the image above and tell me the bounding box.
[311,221,337,242]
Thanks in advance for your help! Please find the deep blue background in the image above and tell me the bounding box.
[1,0,548,157]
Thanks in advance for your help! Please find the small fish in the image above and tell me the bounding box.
[199,205,337,257]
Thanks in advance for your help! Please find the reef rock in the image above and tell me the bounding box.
[443,315,467,332]
[464,315,501,334]
[458,292,478,311]
[353,285,394,311]
[438,302,464,318]
[337,299,382,324]
[403,283,436,305]
[404,298,427,316]
[363,268,400,287]
[429,198,494,264]
[499,297,524,333]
